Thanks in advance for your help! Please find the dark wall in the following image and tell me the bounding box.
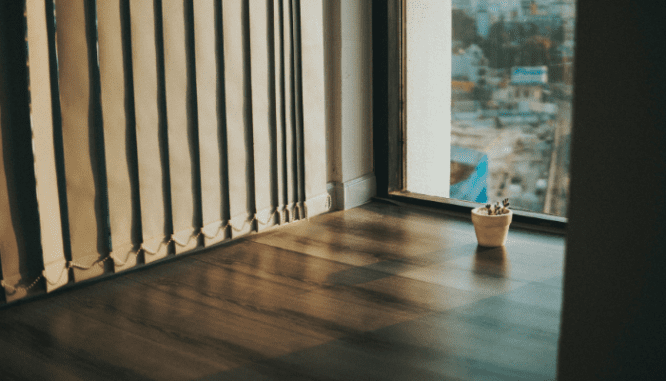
[558,2,666,380]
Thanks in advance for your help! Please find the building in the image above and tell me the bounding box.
[550,0,576,41]
[449,145,488,203]
[510,65,548,100]
[487,0,522,21]
[452,44,486,82]
[476,7,491,38]
[452,0,475,16]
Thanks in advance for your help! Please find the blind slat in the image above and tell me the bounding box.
[26,0,68,290]
[222,0,254,237]
[98,0,141,271]
[250,0,278,230]
[283,0,298,221]
[299,0,329,217]
[194,0,230,246]
[0,34,35,299]
[129,0,171,262]
[274,0,287,222]
[55,0,108,280]
[0,114,22,302]
[162,0,201,254]
[292,0,306,217]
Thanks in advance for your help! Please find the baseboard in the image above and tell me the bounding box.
[328,173,376,211]
[305,191,332,218]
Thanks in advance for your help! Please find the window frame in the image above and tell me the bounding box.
[372,0,567,233]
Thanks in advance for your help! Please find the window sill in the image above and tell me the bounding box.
[379,191,567,236]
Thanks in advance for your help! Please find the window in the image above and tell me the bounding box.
[391,0,574,219]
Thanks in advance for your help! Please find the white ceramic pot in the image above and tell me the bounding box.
[471,207,513,247]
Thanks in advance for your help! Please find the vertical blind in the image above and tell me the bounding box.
[0,0,328,305]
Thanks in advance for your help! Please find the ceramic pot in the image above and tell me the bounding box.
[471,207,513,247]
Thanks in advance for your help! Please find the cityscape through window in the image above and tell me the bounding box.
[449,0,574,217]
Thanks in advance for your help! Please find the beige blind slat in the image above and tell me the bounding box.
[292,0,306,216]
[274,0,287,222]
[26,0,68,290]
[194,0,229,246]
[130,0,171,262]
[222,0,254,237]
[0,81,33,302]
[299,0,329,217]
[97,0,140,271]
[162,0,200,254]
[250,0,277,230]
[55,0,107,281]
[0,114,22,302]
[0,3,12,304]
[283,0,297,221]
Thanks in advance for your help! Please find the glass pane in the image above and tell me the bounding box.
[450,0,575,217]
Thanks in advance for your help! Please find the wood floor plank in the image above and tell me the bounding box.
[129,256,347,344]
[308,207,478,248]
[538,274,564,288]
[249,228,383,267]
[194,239,355,288]
[69,267,337,362]
[437,243,564,283]
[497,281,565,311]
[0,301,224,380]
[268,285,428,337]
[0,339,90,381]
[217,338,450,381]
[178,245,431,337]
[353,275,489,313]
[327,202,475,231]
[363,305,558,380]
[252,209,478,264]
[206,292,558,380]
[399,263,528,296]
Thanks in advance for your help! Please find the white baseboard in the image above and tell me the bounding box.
[305,191,332,218]
[328,173,376,211]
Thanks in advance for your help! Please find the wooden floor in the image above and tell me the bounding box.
[0,201,565,380]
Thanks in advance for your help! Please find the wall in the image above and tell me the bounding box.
[557,1,666,379]
[405,0,451,198]
[324,0,375,210]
